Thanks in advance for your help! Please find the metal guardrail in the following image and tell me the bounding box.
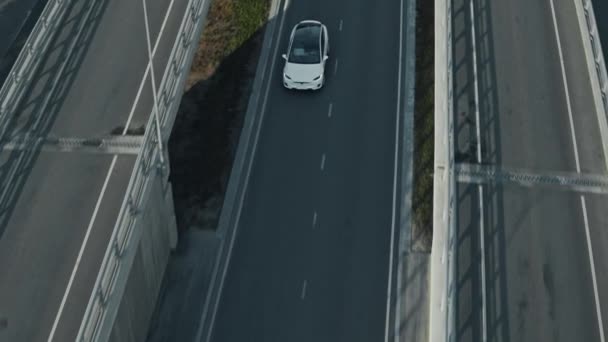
[0,0,73,139]
[76,0,210,340]
[444,0,457,339]
[579,0,608,116]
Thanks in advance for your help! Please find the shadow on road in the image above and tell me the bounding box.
[148,18,269,341]
[168,20,268,234]
[451,0,510,340]
[0,0,110,237]
[471,0,511,340]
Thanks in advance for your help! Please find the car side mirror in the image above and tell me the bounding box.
[324,55,329,61]
[282,54,287,60]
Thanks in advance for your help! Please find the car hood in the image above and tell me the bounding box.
[284,62,323,82]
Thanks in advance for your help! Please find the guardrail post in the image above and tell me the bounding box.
[97,287,107,306]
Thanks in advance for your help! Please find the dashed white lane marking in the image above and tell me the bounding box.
[328,103,333,118]
[334,59,339,75]
[339,19,343,31]
[320,153,326,170]
[549,0,605,341]
[301,280,308,299]
[312,211,318,228]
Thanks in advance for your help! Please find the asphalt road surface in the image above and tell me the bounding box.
[452,0,608,341]
[208,0,410,341]
[0,0,188,341]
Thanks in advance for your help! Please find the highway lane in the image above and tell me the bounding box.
[209,0,408,341]
[453,0,608,341]
[0,0,188,341]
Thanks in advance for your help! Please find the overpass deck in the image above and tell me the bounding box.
[0,0,188,340]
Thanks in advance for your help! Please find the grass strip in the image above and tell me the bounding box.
[412,0,435,251]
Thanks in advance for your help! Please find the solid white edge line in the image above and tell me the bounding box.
[385,0,403,340]
[549,1,605,341]
[204,2,289,341]
[125,0,176,131]
[47,157,118,341]
[47,1,177,339]
[581,195,606,342]
[468,1,487,341]
[549,0,581,172]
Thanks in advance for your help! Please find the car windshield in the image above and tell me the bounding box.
[288,25,320,64]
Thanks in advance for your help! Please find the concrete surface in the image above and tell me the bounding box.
[146,229,220,342]
[0,0,188,340]
[452,0,608,340]
[108,175,177,342]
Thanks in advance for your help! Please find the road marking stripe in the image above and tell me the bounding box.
[47,1,176,340]
[203,1,289,340]
[385,0,403,340]
[549,0,605,340]
[469,0,487,340]
[301,280,308,299]
[312,211,318,228]
[339,19,343,31]
[333,59,338,75]
[125,0,176,131]
[47,157,118,341]
[328,102,333,118]
[320,153,326,170]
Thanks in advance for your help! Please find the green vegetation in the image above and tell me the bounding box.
[412,0,434,250]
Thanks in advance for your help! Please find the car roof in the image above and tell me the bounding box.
[293,22,321,43]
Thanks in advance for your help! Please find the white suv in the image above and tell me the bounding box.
[282,20,329,90]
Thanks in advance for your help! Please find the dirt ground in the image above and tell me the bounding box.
[168,0,269,232]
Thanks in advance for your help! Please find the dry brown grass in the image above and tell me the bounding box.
[186,0,268,89]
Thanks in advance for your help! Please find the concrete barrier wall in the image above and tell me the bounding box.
[429,0,454,340]
[107,168,177,342]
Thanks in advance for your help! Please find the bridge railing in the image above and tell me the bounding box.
[77,0,210,340]
[578,0,608,116]
[445,0,457,338]
[0,0,73,139]
[430,0,456,340]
